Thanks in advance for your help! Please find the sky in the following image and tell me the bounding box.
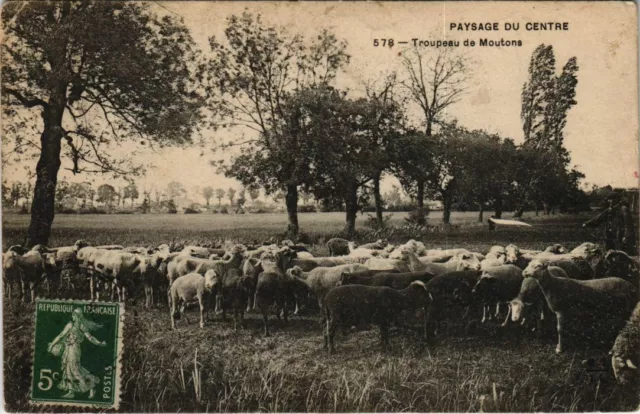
[2,1,638,202]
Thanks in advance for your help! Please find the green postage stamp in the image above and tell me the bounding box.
[30,299,124,409]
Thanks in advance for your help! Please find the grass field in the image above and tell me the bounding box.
[3,211,640,412]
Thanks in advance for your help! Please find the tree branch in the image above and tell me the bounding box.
[2,87,48,108]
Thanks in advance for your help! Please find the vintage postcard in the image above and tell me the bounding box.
[2,1,639,412]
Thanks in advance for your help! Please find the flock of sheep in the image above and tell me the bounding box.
[3,237,639,386]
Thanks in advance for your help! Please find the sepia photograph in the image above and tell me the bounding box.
[1,1,639,412]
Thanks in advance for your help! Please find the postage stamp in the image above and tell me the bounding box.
[30,299,124,409]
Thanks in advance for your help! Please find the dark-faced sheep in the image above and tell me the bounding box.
[211,268,254,330]
[327,238,350,257]
[423,271,482,337]
[471,265,523,324]
[510,277,554,335]
[601,250,640,286]
[254,248,298,336]
[323,281,432,353]
[611,302,640,385]
[523,260,637,353]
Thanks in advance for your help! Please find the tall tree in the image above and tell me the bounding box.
[399,48,471,213]
[166,181,186,199]
[215,188,225,206]
[227,188,236,206]
[401,47,471,137]
[96,184,117,210]
[2,1,202,246]
[248,188,261,204]
[203,11,349,235]
[391,131,435,214]
[123,182,139,207]
[363,72,405,226]
[202,186,214,207]
[517,44,579,216]
[289,86,384,236]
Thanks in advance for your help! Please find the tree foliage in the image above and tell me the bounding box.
[2,1,203,245]
[202,10,349,235]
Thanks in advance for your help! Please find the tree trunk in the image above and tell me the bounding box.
[344,183,358,238]
[26,104,65,247]
[416,180,425,209]
[478,204,484,222]
[543,202,549,215]
[285,183,299,236]
[373,172,383,225]
[442,195,452,224]
[494,197,503,219]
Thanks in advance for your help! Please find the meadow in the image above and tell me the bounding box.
[3,211,639,412]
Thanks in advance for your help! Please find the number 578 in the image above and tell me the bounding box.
[373,39,394,47]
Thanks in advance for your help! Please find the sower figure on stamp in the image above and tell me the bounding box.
[583,195,637,255]
[47,308,107,399]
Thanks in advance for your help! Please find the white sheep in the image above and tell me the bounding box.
[170,270,218,329]
[286,263,369,309]
[347,242,383,260]
[388,239,427,259]
[364,257,410,272]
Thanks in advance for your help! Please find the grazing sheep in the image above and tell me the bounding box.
[471,265,523,324]
[388,240,427,259]
[286,263,369,309]
[403,250,478,274]
[181,245,221,259]
[611,302,640,385]
[3,251,20,299]
[601,250,640,286]
[211,268,254,330]
[337,269,400,280]
[510,277,554,335]
[487,245,506,257]
[323,281,433,353]
[423,271,482,337]
[503,244,539,269]
[94,245,124,250]
[338,270,436,290]
[365,257,410,273]
[254,248,299,336]
[242,257,262,311]
[359,239,388,250]
[92,250,141,302]
[7,245,29,255]
[347,242,384,260]
[524,258,593,281]
[423,248,484,263]
[167,244,245,286]
[327,238,350,256]
[523,261,637,353]
[543,244,569,254]
[3,250,53,302]
[479,257,506,271]
[170,270,218,329]
[137,253,168,308]
[295,251,315,259]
